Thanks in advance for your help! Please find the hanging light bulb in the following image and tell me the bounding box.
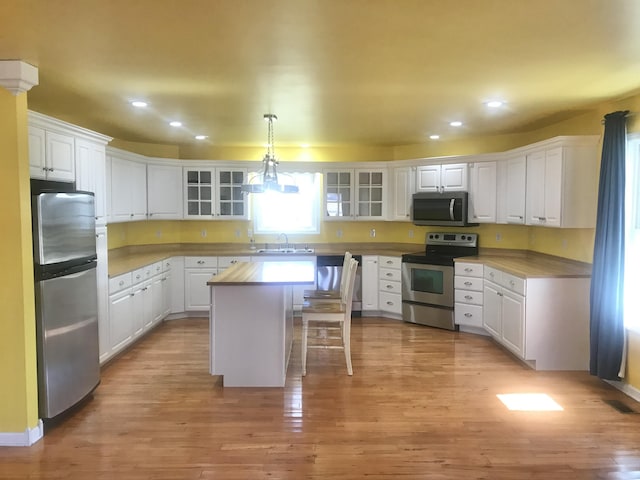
[241,114,299,194]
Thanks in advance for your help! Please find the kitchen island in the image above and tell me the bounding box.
[207,261,315,387]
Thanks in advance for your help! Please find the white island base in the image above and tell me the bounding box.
[208,261,314,387]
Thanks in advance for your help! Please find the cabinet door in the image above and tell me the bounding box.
[151,274,164,323]
[184,269,217,311]
[441,163,468,191]
[76,139,107,223]
[390,167,413,221]
[184,168,216,219]
[161,271,172,318]
[504,155,526,224]
[46,131,75,182]
[468,162,496,223]
[526,150,546,225]
[110,156,134,222]
[501,289,525,357]
[109,289,133,352]
[131,283,146,337]
[147,164,183,220]
[482,281,502,338]
[543,147,563,227]
[28,126,47,179]
[416,165,441,192]
[324,170,354,219]
[169,256,185,314]
[130,161,148,220]
[355,169,385,219]
[361,255,379,311]
[217,169,247,218]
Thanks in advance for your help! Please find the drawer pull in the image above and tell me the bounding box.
[386,301,394,306]
[197,260,205,265]
[231,260,237,264]
[509,280,515,286]
[386,260,393,265]
[464,313,473,318]
[464,281,472,286]
[119,280,125,286]
[489,272,494,277]
[464,268,472,272]
[386,284,393,289]
[464,295,473,300]
[386,272,393,277]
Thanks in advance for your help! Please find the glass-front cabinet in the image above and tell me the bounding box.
[324,168,386,220]
[184,167,248,220]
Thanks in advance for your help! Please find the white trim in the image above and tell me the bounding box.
[0,60,38,95]
[0,420,44,447]
[605,379,640,404]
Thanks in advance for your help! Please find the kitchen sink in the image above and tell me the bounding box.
[255,247,315,254]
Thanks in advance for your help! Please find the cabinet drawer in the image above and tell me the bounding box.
[455,262,483,278]
[454,275,483,292]
[109,272,132,294]
[378,256,401,270]
[455,303,483,328]
[378,279,401,295]
[131,265,152,284]
[379,291,402,315]
[501,272,526,295]
[218,256,250,269]
[379,267,401,282]
[484,266,502,283]
[184,256,218,268]
[454,289,483,306]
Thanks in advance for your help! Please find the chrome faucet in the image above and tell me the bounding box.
[277,233,289,249]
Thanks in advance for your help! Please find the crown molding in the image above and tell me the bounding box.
[0,60,39,95]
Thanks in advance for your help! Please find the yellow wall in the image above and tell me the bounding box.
[0,89,39,433]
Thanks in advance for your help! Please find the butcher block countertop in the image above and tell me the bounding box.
[207,261,315,286]
[108,243,591,279]
[456,249,592,279]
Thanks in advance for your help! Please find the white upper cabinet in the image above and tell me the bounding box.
[324,168,387,220]
[109,154,147,223]
[416,163,468,193]
[468,161,497,223]
[390,166,414,222]
[525,139,598,228]
[147,163,183,220]
[183,167,248,220]
[497,155,527,224]
[76,139,108,224]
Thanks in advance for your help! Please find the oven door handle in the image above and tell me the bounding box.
[449,198,455,221]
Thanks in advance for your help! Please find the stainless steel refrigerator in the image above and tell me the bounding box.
[32,186,100,419]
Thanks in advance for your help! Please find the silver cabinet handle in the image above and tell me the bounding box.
[386,301,394,306]
[386,272,393,277]
[135,275,141,280]
[449,198,455,221]
[464,313,472,317]
[509,280,515,286]
[464,281,472,286]
[464,267,472,272]
[231,260,237,264]
[386,284,393,289]
[197,260,205,265]
[119,280,125,286]
[386,260,393,264]
[464,295,473,300]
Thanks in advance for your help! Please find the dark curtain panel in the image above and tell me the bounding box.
[590,110,628,379]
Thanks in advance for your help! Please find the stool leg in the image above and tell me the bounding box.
[343,320,353,376]
[301,318,308,376]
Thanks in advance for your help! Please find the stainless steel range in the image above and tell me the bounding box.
[401,232,478,330]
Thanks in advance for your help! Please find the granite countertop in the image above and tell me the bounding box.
[108,243,591,279]
[456,248,592,279]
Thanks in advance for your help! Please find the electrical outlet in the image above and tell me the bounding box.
[156,230,162,239]
[408,229,414,238]
[336,229,343,238]
[370,228,376,238]
[201,229,207,238]
[496,233,502,241]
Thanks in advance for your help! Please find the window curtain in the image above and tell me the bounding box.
[589,110,628,379]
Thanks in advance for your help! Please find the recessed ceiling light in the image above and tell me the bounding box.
[486,100,505,108]
[195,135,208,140]
[300,143,310,148]
[429,135,440,140]
[131,101,148,108]
[449,121,462,127]
[169,121,182,127]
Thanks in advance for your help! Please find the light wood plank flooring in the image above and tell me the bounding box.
[1,317,640,479]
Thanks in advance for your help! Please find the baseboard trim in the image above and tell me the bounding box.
[606,379,640,403]
[0,420,43,446]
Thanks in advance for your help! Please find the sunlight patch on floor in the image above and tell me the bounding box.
[497,393,564,411]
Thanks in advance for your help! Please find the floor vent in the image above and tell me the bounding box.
[604,399,637,414]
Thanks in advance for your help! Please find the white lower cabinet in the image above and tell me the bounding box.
[361,255,379,312]
[378,256,402,316]
[454,262,484,330]
[481,265,589,370]
[184,256,218,312]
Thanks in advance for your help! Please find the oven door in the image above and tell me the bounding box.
[401,262,454,308]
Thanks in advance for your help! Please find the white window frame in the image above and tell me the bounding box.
[624,134,640,331]
[251,171,321,234]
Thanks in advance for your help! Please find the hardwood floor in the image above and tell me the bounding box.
[1,317,640,479]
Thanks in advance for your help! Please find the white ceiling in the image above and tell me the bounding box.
[2,0,640,148]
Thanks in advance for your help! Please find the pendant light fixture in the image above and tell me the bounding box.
[241,113,299,194]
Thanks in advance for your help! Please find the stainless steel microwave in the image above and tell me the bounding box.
[411,191,477,227]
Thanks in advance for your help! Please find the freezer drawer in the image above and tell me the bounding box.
[34,266,100,418]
